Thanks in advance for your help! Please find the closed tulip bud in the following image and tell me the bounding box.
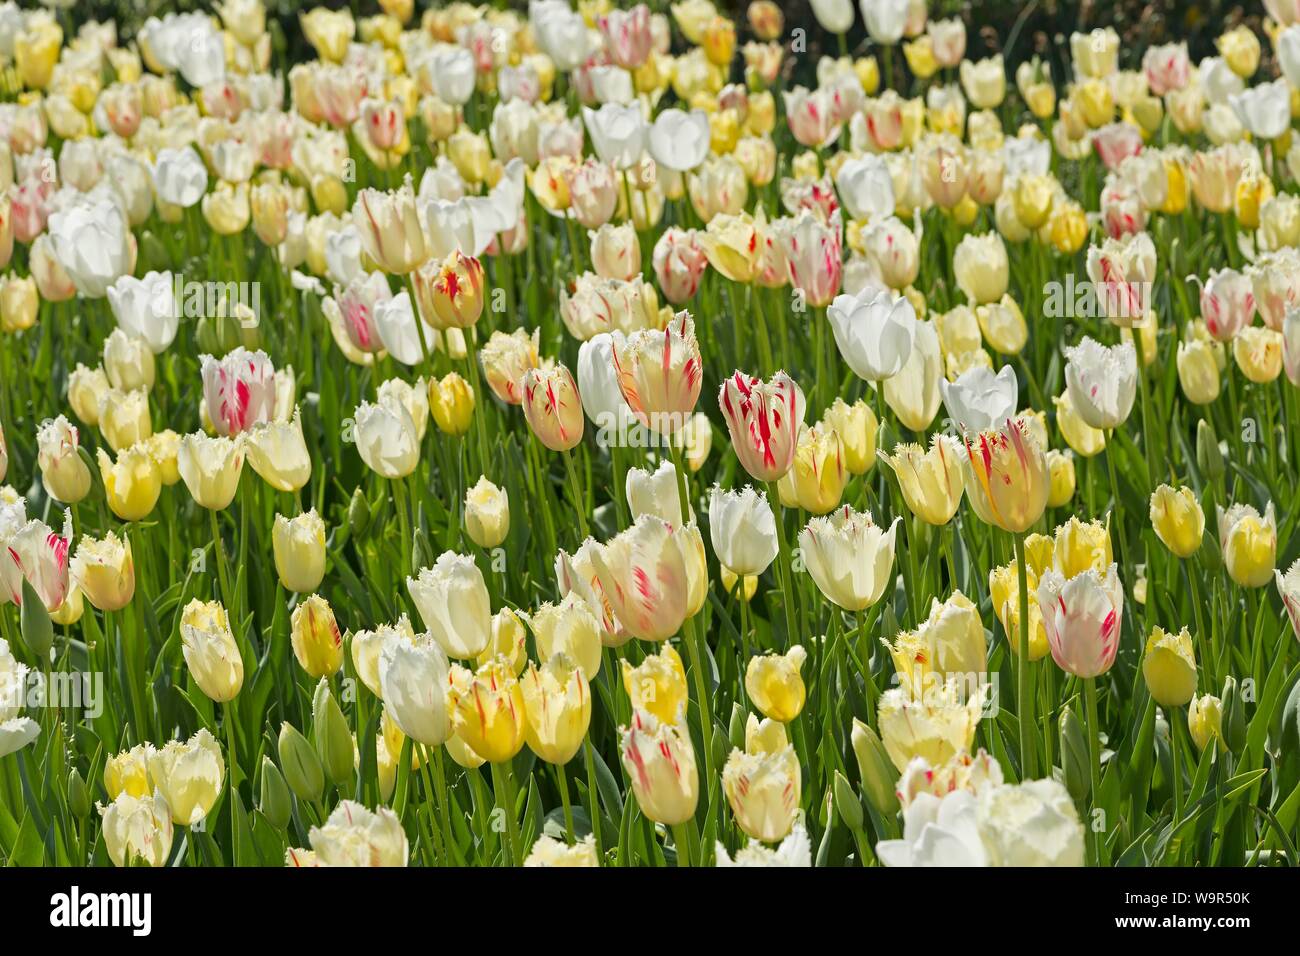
[148,729,225,826]
[1045,449,1076,507]
[1221,676,1247,754]
[447,658,527,764]
[178,433,244,510]
[879,435,965,525]
[180,599,244,703]
[277,722,324,802]
[429,371,475,435]
[522,653,592,765]
[270,510,326,594]
[1058,705,1090,802]
[245,409,311,492]
[622,643,690,725]
[1142,626,1197,709]
[1196,419,1224,480]
[258,756,291,829]
[878,686,983,772]
[1188,694,1225,753]
[99,387,153,453]
[98,791,174,868]
[960,418,1049,534]
[745,646,807,723]
[590,222,641,281]
[407,551,492,659]
[290,595,344,678]
[723,743,801,843]
[464,476,509,548]
[523,363,585,452]
[530,592,603,677]
[201,182,251,235]
[1149,484,1205,558]
[312,679,354,787]
[66,526,132,614]
[67,768,90,819]
[37,416,90,504]
[347,487,372,539]
[849,719,900,817]
[422,249,485,329]
[1217,502,1277,588]
[621,709,699,825]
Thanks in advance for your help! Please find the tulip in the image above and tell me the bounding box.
[647,108,711,174]
[351,183,427,275]
[201,348,276,437]
[430,372,476,435]
[522,653,592,766]
[1176,338,1221,405]
[407,551,492,659]
[107,272,178,354]
[479,328,541,405]
[180,598,244,702]
[70,532,134,612]
[288,594,343,679]
[102,329,156,395]
[522,363,585,452]
[939,364,1018,435]
[0,510,71,612]
[611,311,703,437]
[47,197,131,299]
[1233,327,1284,384]
[776,210,843,308]
[878,686,983,772]
[621,709,699,825]
[37,416,90,504]
[420,249,486,329]
[799,505,899,611]
[582,103,647,170]
[1188,694,1225,753]
[178,433,244,511]
[378,631,451,747]
[0,274,38,332]
[147,729,225,826]
[530,593,603,679]
[1217,502,1277,588]
[590,223,641,282]
[1145,484,1204,560]
[708,485,778,578]
[103,745,154,801]
[271,510,327,594]
[879,435,965,525]
[590,515,702,642]
[353,399,420,480]
[99,791,174,868]
[1037,563,1123,679]
[1062,337,1137,430]
[97,445,162,523]
[723,743,801,844]
[1141,626,1197,710]
[745,646,807,723]
[952,233,1009,305]
[880,318,942,430]
[827,286,917,382]
[1045,450,1076,507]
[718,370,807,482]
[152,146,209,208]
[447,658,527,764]
[887,591,988,695]
[308,800,409,867]
[959,418,1049,534]
[464,476,509,549]
[1200,268,1257,341]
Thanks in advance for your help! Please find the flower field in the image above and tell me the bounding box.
[0,0,1299,869]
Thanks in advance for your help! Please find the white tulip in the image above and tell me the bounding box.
[940,364,1019,434]
[648,109,711,173]
[1063,337,1137,430]
[828,286,918,382]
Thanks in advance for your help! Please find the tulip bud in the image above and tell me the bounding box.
[722,743,801,843]
[20,578,53,662]
[522,363,585,452]
[849,719,900,817]
[312,679,355,787]
[1142,627,1197,709]
[290,595,344,678]
[70,533,135,612]
[180,599,244,703]
[277,722,324,802]
[744,646,807,723]
[1188,694,1225,753]
[1149,484,1205,558]
[1221,676,1247,755]
[273,510,327,593]
[429,371,475,435]
[258,755,291,829]
[522,653,592,765]
[1217,502,1277,588]
[67,768,90,818]
[464,476,509,548]
[347,487,372,539]
[620,709,699,825]
[447,658,527,763]
[832,769,865,832]
[1058,705,1090,802]
[1196,421,1223,480]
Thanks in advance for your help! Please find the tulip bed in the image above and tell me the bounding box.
[1,0,1299,870]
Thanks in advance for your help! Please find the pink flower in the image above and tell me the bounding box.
[1037,564,1123,679]
[1,512,72,611]
[1200,268,1256,341]
[777,210,843,309]
[718,370,807,482]
[652,228,709,305]
[599,4,654,70]
[1092,123,1144,171]
[201,347,277,436]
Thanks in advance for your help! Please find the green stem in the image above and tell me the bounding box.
[1013,531,1036,780]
